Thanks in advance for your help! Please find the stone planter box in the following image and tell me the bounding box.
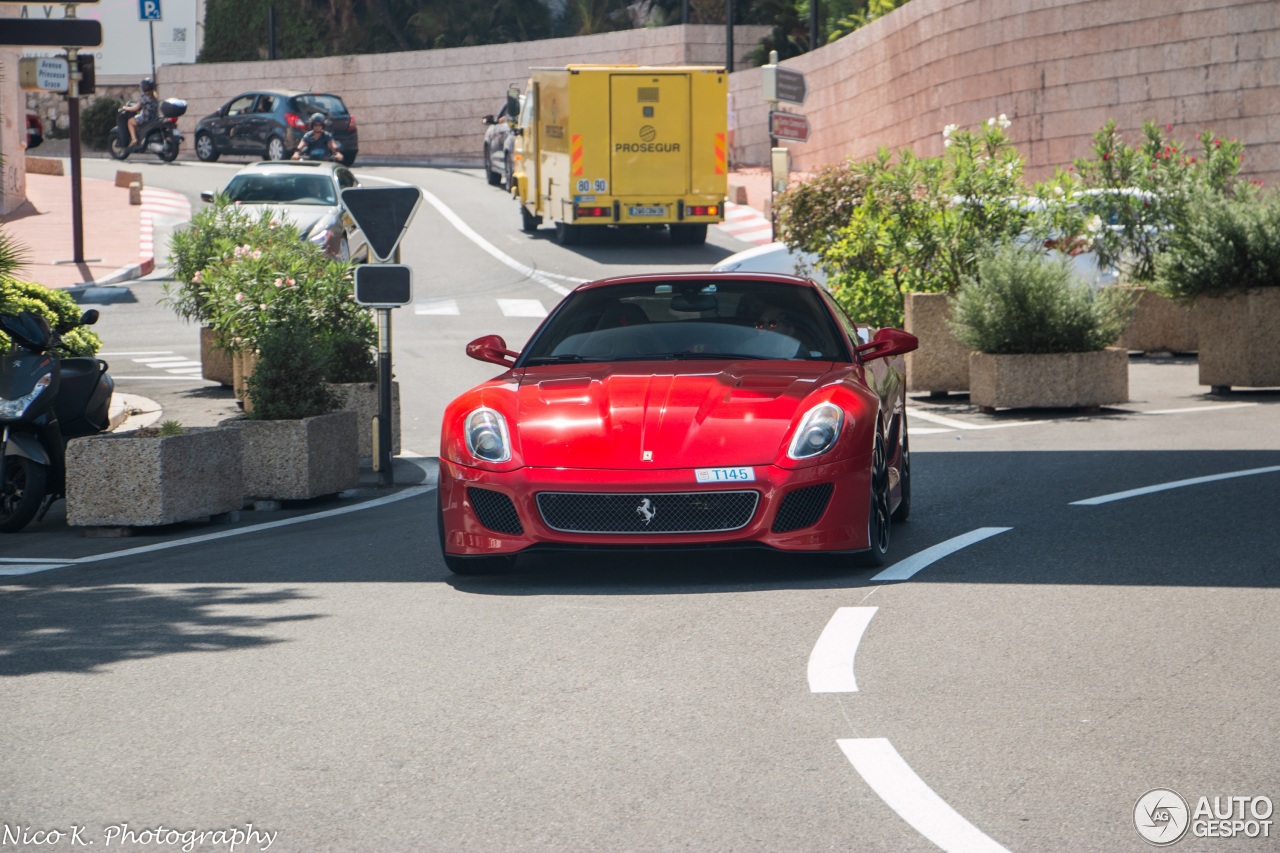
[200,326,234,386]
[224,410,358,501]
[1194,288,1280,392]
[904,292,971,394]
[65,428,243,527]
[969,348,1129,412]
[1114,287,1197,354]
[328,381,402,461]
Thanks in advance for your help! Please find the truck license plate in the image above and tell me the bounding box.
[629,206,667,217]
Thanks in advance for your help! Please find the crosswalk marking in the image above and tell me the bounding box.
[497,298,548,318]
[133,356,192,364]
[716,202,774,245]
[415,299,460,316]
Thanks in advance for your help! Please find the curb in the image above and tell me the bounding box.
[63,258,156,297]
[108,392,163,433]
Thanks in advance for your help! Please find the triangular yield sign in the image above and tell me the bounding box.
[340,186,423,262]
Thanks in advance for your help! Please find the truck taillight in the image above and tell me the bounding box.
[575,206,610,218]
[687,205,719,217]
[285,112,307,130]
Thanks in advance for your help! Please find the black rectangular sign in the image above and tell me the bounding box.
[0,19,104,48]
[354,265,413,308]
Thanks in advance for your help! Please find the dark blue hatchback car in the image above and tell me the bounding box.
[193,90,359,165]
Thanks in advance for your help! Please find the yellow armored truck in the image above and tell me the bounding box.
[509,65,728,245]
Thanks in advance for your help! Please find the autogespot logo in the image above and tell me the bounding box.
[1135,789,1190,846]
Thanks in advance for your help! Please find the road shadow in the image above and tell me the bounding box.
[521,223,739,266]
[0,584,320,676]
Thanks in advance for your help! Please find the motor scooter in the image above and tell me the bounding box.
[0,310,113,532]
[109,97,187,163]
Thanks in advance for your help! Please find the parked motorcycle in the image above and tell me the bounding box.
[0,310,113,532]
[108,97,187,163]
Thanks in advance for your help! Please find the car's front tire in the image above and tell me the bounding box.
[484,145,501,185]
[853,432,892,568]
[265,136,286,161]
[195,131,219,162]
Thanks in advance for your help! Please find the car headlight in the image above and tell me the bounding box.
[788,402,844,460]
[465,407,511,463]
[0,374,51,419]
[307,218,336,247]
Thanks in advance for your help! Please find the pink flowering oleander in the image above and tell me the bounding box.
[192,271,202,283]
[235,293,245,302]
[274,278,283,287]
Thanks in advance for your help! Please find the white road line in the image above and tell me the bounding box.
[0,560,73,573]
[165,367,205,375]
[363,175,574,297]
[1070,465,1280,506]
[808,607,877,693]
[101,351,175,356]
[871,527,1012,582]
[497,298,548,318]
[907,407,1045,431]
[1,487,435,577]
[839,739,1011,853]
[415,298,460,316]
[132,356,188,364]
[112,376,216,382]
[909,427,953,435]
[1144,403,1258,415]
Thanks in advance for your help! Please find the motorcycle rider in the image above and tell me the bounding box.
[122,78,160,150]
[292,113,344,163]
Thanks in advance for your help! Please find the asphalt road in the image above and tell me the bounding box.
[2,160,1278,853]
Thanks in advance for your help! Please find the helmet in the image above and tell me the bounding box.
[308,112,326,127]
[140,78,156,91]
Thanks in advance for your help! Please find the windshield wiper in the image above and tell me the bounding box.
[664,352,769,360]
[522,355,604,365]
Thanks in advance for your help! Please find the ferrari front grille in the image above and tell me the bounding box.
[467,487,523,535]
[772,483,834,533]
[536,491,759,534]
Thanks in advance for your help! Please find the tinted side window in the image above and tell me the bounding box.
[255,96,277,113]
[820,290,870,347]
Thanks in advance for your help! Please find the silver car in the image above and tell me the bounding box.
[201,161,370,262]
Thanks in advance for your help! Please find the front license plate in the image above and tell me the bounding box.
[629,206,667,217]
[695,467,756,483]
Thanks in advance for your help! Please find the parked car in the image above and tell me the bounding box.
[25,111,43,150]
[193,91,358,165]
[200,161,370,262]
[438,272,918,575]
[482,92,522,189]
[712,242,828,287]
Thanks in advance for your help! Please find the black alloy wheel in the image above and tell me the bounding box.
[891,425,911,523]
[853,432,891,568]
[0,456,48,533]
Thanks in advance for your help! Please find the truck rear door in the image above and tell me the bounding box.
[609,74,690,197]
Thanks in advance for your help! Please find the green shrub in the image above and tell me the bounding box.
[1155,189,1280,301]
[244,323,338,420]
[0,278,102,356]
[79,96,122,151]
[951,244,1133,354]
[775,162,870,258]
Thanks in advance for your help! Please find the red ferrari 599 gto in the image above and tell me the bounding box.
[438,273,917,575]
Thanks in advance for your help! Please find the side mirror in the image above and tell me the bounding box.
[506,87,521,123]
[200,190,215,203]
[511,126,523,137]
[79,309,100,327]
[466,334,519,367]
[855,328,918,363]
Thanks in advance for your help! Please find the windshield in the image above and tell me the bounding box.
[519,280,849,366]
[221,173,336,206]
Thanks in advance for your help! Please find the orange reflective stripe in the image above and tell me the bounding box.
[571,134,584,177]
[714,132,726,175]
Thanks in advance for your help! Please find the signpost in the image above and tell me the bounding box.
[769,111,811,143]
[18,57,70,92]
[340,187,424,485]
[0,7,104,265]
[139,0,162,80]
[761,65,806,106]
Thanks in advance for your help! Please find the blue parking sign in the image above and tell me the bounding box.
[139,0,162,21]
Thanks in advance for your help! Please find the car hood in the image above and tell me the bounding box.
[513,362,837,469]
[235,203,335,235]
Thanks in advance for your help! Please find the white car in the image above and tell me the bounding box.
[711,242,828,286]
[201,161,370,262]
